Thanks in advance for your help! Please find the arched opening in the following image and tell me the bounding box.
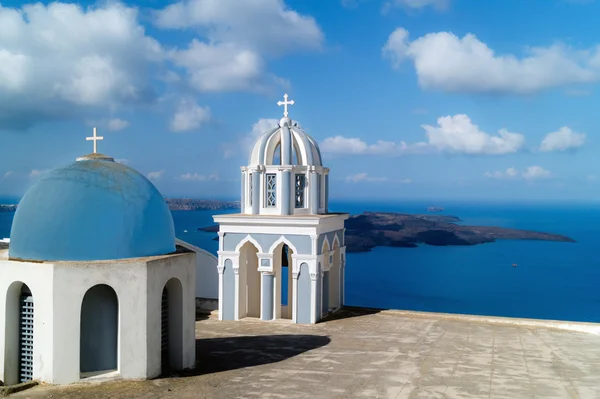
[239,241,260,318]
[4,282,34,385]
[273,143,282,165]
[80,284,118,376]
[329,239,341,311]
[161,278,183,373]
[292,143,300,165]
[296,263,311,324]
[273,242,294,319]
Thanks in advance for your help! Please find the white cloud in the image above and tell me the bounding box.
[170,97,211,132]
[382,27,600,94]
[177,172,219,181]
[156,0,323,93]
[147,170,165,181]
[383,0,449,12]
[345,172,387,183]
[155,0,323,56]
[587,174,598,181]
[485,166,551,180]
[320,136,431,155]
[0,2,163,129]
[522,165,552,180]
[484,167,519,179]
[345,172,412,183]
[169,41,276,93]
[108,118,130,132]
[115,158,130,165]
[3,171,13,178]
[321,114,524,156]
[224,118,279,158]
[422,115,525,154]
[539,126,586,152]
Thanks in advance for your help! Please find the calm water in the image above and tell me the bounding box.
[2,201,600,322]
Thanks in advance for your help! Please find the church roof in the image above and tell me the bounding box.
[8,156,176,262]
[248,94,323,167]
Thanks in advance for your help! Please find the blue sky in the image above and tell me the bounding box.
[1,0,600,202]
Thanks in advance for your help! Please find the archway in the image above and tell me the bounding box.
[4,282,34,384]
[239,241,260,318]
[80,284,118,376]
[296,263,311,324]
[329,238,341,311]
[272,242,294,319]
[161,278,183,373]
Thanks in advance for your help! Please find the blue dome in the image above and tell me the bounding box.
[9,156,176,262]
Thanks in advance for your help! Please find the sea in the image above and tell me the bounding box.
[2,200,600,323]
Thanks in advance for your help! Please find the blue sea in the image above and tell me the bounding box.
[2,200,600,323]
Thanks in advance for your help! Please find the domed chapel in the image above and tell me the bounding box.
[0,129,196,385]
[214,94,349,324]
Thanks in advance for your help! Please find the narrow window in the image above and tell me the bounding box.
[295,174,306,208]
[19,285,34,383]
[266,174,277,207]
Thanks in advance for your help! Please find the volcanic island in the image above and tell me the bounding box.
[199,212,575,253]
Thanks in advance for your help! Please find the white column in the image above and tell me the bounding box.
[233,258,240,320]
[217,261,225,321]
[292,259,299,323]
[310,261,318,324]
[240,168,247,214]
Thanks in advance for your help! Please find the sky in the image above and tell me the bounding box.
[1,0,600,203]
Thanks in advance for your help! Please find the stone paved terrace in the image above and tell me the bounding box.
[14,308,600,399]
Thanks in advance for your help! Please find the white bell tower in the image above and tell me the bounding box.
[214,94,348,324]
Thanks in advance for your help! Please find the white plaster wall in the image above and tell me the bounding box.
[1,251,196,386]
[176,239,218,300]
[52,260,150,384]
[0,259,55,385]
[146,253,196,377]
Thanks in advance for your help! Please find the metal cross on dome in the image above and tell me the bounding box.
[86,127,104,154]
[277,93,295,118]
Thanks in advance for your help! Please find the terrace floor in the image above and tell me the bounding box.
[14,308,600,399]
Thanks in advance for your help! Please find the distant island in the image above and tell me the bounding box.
[0,205,17,213]
[0,200,239,212]
[165,198,240,211]
[343,212,575,252]
[200,211,576,252]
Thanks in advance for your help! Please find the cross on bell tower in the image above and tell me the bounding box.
[277,93,295,118]
[86,127,103,154]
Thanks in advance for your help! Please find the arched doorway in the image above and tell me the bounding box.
[329,239,341,311]
[238,241,260,318]
[273,242,294,319]
[80,284,118,376]
[161,278,183,373]
[4,282,34,385]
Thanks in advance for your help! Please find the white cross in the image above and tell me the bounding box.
[86,127,104,154]
[277,93,295,118]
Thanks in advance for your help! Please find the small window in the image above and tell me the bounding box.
[266,174,277,207]
[295,174,306,208]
